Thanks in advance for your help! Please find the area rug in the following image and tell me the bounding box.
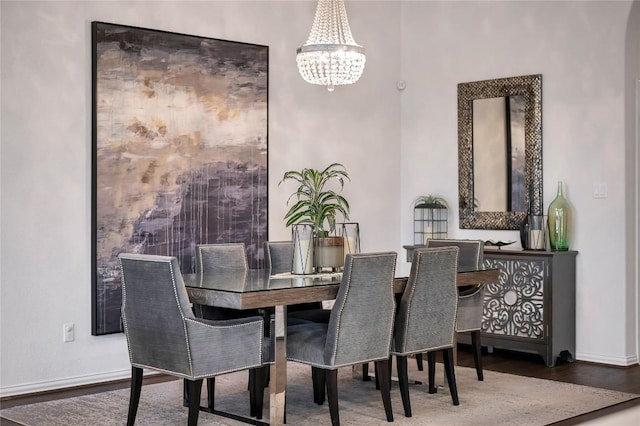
[2,363,637,426]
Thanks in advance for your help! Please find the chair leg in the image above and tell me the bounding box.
[187,379,203,426]
[312,366,326,405]
[127,366,143,426]
[373,358,392,391]
[427,351,437,394]
[396,355,411,417]
[249,369,257,417]
[471,330,484,381]
[257,367,267,419]
[183,378,189,407]
[442,348,459,406]
[362,362,370,381]
[207,378,215,411]
[374,362,380,390]
[326,369,340,426]
[250,367,267,419]
[416,353,424,371]
[376,359,394,422]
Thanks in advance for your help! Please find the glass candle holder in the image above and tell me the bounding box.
[292,224,314,274]
[337,222,361,260]
[527,215,547,251]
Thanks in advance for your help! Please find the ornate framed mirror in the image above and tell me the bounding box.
[458,74,542,229]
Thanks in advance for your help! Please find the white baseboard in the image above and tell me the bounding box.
[0,368,161,398]
[576,352,639,366]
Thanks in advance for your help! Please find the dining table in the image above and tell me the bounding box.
[184,266,499,426]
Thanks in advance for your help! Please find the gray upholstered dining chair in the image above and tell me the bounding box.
[118,253,269,425]
[197,242,249,272]
[191,243,266,412]
[264,240,293,274]
[196,242,248,277]
[286,252,398,425]
[424,238,485,381]
[264,241,330,324]
[392,247,460,417]
[193,243,259,320]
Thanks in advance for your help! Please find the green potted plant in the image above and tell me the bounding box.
[280,163,351,272]
[414,195,448,209]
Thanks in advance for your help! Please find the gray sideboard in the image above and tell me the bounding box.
[464,249,578,367]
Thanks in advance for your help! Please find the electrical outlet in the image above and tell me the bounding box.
[63,323,75,343]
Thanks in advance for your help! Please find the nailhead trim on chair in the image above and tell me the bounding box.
[327,253,397,366]
[120,254,266,380]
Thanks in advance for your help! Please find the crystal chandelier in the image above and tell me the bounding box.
[296,0,366,92]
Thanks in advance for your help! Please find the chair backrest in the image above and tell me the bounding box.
[394,247,459,354]
[264,241,293,274]
[324,252,398,367]
[119,253,194,375]
[196,243,248,282]
[426,239,483,271]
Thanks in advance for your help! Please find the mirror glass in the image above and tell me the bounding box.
[472,95,525,212]
[458,75,542,229]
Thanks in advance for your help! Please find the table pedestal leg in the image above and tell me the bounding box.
[270,305,287,426]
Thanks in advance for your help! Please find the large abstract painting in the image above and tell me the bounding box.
[91,22,268,335]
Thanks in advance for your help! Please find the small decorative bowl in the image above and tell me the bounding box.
[484,240,516,248]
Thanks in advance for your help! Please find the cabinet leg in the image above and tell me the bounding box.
[559,350,574,363]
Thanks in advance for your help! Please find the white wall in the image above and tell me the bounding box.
[0,0,636,396]
[400,0,637,365]
[624,1,640,364]
[0,0,401,396]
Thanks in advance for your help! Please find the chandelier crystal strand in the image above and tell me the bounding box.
[296,0,366,91]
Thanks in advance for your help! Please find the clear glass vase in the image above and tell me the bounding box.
[547,181,571,251]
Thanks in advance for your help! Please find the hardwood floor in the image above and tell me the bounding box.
[455,345,640,395]
[454,345,640,425]
[1,346,639,425]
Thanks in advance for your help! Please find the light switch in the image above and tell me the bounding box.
[593,183,608,199]
[63,323,75,342]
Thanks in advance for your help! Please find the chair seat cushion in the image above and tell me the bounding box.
[195,304,261,320]
[287,308,331,324]
[286,322,328,367]
[289,302,324,312]
[456,288,484,332]
[267,313,323,327]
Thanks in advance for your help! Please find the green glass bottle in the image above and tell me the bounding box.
[547,181,571,251]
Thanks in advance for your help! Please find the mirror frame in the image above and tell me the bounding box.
[458,74,542,230]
